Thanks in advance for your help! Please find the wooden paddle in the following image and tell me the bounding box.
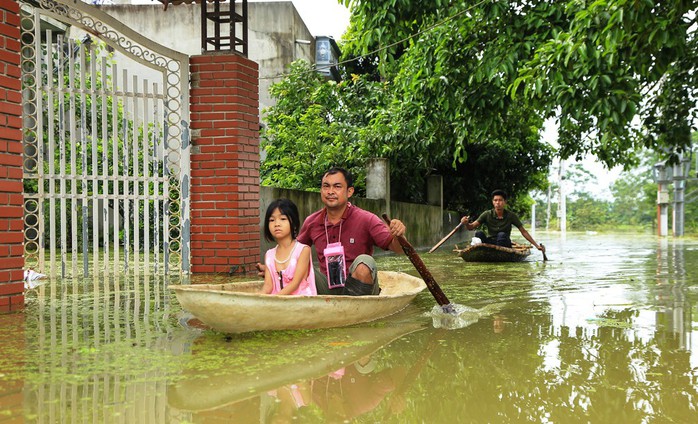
[384,329,444,420]
[382,214,453,310]
[428,221,463,253]
[541,243,549,261]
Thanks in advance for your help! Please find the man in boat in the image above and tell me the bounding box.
[277,167,407,296]
[461,189,545,254]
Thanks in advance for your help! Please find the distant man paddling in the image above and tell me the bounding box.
[461,189,545,254]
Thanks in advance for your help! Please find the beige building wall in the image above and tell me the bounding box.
[97,1,316,117]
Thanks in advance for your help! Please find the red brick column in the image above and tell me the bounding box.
[0,0,24,310]
[189,53,260,274]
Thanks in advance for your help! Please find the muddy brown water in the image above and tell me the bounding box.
[1,232,697,423]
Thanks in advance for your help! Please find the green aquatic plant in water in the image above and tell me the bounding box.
[0,317,27,384]
[586,308,638,329]
[183,326,384,377]
[0,282,189,388]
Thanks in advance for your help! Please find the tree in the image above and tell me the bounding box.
[262,1,557,211]
[260,59,552,212]
[511,0,697,167]
[609,144,698,232]
[342,0,696,169]
[261,61,389,195]
[566,193,612,230]
[609,166,656,228]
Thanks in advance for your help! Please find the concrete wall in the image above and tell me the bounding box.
[98,1,315,117]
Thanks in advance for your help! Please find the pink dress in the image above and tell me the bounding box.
[264,241,317,295]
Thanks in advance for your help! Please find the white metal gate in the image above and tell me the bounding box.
[20,0,190,277]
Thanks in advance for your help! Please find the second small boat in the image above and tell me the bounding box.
[454,242,531,263]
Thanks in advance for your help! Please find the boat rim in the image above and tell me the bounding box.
[168,271,426,299]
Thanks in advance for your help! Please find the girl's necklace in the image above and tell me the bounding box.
[275,240,297,264]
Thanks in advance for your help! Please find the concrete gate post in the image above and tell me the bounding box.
[0,0,24,310]
[426,175,443,207]
[366,158,390,217]
[189,53,261,274]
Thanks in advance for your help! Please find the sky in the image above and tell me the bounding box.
[285,0,350,39]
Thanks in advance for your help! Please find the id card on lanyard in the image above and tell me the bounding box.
[324,215,347,289]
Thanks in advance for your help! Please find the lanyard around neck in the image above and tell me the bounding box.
[324,214,342,246]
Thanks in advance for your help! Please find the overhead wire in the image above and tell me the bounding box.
[259,0,491,81]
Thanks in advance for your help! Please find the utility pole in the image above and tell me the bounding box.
[672,154,691,236]
[557,159,566,234]
[545,185,551,231]
[654,162,670,237]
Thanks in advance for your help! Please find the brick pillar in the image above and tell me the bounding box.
[189,53,260,274]
[0,0,24,310]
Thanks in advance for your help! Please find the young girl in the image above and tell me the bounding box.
[261,198,316,295]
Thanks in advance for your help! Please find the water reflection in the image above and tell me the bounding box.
[1,233,697,422]
[14,274,181,423]
[167,321,425,422]
[655,237,692,349]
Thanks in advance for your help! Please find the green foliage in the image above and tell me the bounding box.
[433,112,553,216]
[344,0,696,168]
[264,0,694,219]
[342,0,556,179]
[532,143,698,233]
[566,193,613,229]
[261,61,388,194]
[610,165,656,228]
[340,0,448,76]
[511,0,696,167]
[263,2,555,209]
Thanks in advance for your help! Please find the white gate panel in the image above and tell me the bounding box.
[21,0,190,277]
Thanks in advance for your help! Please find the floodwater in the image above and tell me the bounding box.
[1,232,698,423]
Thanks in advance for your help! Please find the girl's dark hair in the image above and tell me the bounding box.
[263,198,301,242]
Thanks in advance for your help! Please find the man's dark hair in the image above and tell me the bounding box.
[263,198,301,242]
[323,167,354,188]
[491,189,508,200]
